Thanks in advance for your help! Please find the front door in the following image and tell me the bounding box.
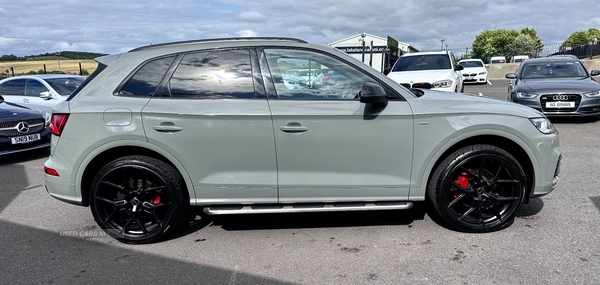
[261,48,414,203]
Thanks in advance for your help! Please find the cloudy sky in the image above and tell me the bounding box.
[0,0,599,57]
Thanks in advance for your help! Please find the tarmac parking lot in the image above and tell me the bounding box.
[1,80,599,284]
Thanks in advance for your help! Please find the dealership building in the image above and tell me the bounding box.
[329,33,419,73]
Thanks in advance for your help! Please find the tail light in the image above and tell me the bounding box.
[50,114,69,136]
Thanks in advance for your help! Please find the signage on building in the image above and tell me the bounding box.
[336,46,388,53]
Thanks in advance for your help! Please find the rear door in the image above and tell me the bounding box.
[141,48,278,205]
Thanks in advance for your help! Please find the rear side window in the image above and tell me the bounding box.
[168,49,255,99]
[0,79,26,96]
[119,56,175,97]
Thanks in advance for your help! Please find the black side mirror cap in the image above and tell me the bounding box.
[360,82,388,107]
[383,67,392,75]
[591,70,600,76]
[505,73,517,79]
[455,65,464,71]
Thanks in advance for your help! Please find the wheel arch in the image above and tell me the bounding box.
[78,144,193,207]
[418,134,535,203]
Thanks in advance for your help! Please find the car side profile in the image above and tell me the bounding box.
[0,74,86,114]
[44,38,561,244]
[385,51,464,93]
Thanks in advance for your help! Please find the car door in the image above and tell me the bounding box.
[0,78,27,108]
[261,48,414,203]
[141,49,278,205]
[23,79,55,113]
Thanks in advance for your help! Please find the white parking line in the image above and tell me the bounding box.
[487,81,492,85]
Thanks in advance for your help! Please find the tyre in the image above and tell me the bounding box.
[90,155,188,244]
[427,144,526,232]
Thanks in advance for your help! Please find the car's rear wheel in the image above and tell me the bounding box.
[90,155,187,244]
[428,144,526,232]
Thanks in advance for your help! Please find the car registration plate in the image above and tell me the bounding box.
[10,133,41,144]
[546,101,575,108]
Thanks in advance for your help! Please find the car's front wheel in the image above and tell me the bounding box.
[428,144,526,232]
[90,155,187,244]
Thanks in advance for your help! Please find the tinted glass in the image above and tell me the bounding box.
[392,54,451,71]
[120,56,175,97]
[459,61,484,68]
[0,79,26,96]
[264,49,374,100]
[25,79,49,97]
[520,61,587,79]
[44,77,84,95]
[168,50,255,99]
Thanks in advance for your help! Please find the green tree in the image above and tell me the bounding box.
[507,34,538,58]
[471,27,543,63]
[561,28,600,48]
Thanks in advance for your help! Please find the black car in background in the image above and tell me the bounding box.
[506,56,600,117]
[0,95,51,156]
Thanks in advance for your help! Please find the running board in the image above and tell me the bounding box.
[203,202,413,215]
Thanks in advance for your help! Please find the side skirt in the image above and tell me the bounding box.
[203,202,413,215]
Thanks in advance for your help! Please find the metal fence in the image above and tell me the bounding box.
[420,42,600,60]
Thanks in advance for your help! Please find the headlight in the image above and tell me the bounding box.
[36,109,51,126]
[530,118,557,134]
[583,90,600,97]
[478,71,487,75]
[432,79,453,88]
[517,92,538,99]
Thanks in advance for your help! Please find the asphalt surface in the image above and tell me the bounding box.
[1,80,599,284]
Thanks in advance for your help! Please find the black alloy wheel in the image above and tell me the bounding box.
[428,144,526,232]
[90,155,187,244]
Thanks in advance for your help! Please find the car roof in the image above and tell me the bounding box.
[458,59,483,62]
[96,37,332,65]
[523,57,579,64]
[402,51,449,56]
[0,74,86,81]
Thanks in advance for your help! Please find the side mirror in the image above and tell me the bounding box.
[40,91,52,99]
[455,65,464,71]
[505,73,517,79]
[590,70,600,76]
[383,67,392,75]
[359,82,388,107]
[485,64,489,68]
[0,95,4,103]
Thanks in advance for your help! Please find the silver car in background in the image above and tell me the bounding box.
[44,38,561,244]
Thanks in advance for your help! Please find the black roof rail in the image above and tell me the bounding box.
[129,37,307,52]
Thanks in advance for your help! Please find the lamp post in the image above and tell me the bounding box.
[359,33,366,63]
[445,44,449,51]
[440,38,445,51]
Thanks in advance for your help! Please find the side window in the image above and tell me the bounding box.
[264,49,374,100]
[168,49,255,99]
[25,80,49,97]
[119,56,175,97]
[0,79,26,96]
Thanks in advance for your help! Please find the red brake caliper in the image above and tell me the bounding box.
[453,169,471,198]
[150,189,163,205]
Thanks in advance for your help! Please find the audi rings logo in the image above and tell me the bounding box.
[553,95,569,101]
[16,121,30,134]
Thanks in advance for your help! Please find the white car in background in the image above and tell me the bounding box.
[0,74,86,113]
[458,59,488,84]
[385,51,464,93]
